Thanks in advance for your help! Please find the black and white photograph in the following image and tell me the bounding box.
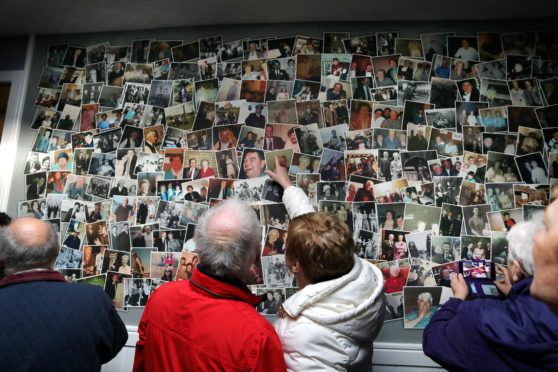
[147,80,173,107]
[421,32,453,61]
[354,230,379,260]
[462,204,492,236]
[430,236,461,264]
[261,255,295,288]
[430,77,458,109]
[515,152,549,184]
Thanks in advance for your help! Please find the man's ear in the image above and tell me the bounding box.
[511,259,526,282]
[289,258,303,274]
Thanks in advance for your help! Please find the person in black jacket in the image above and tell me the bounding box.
[0,217,128,370]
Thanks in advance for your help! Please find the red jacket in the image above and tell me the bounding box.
[133,267,286,372]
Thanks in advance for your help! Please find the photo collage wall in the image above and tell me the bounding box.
[23,30,558,328]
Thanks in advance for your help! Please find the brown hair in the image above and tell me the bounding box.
[286,211,354,284]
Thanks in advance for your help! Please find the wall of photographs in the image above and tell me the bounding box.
[9,20,558,343]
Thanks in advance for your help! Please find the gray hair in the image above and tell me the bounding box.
[507,212,545,276]
[0,222,60,275]
[194,199,261,280]
[418,292,433,304]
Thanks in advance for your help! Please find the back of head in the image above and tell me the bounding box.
[194,199,261,281]
[507,212,545,276]
[0,218,60,275]
[287,211,354,284]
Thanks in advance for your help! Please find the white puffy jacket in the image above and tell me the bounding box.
[275,186,386,371]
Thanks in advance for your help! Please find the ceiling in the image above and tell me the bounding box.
[1,0,557,36]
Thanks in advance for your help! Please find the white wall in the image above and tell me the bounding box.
[101,326,443,372]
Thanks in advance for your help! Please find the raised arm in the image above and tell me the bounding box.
[266,156,315,219]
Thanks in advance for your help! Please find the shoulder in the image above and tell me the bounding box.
[17,281,113,309]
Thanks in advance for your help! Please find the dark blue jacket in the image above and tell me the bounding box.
[0,270,128,372]
[423,277,558,371]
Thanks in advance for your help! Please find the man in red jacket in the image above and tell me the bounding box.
[133,199,286,372]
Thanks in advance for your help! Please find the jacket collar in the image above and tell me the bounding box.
[190,266,261,307]
[282,255,385,320]
[511,276,533,297]
[0,269,65,289]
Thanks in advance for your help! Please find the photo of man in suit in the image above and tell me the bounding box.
[184,185,202,202]
[155,231,169,251]
[183,158,200,180]
[245,105,266,128]
[268,60,290,80]
[110,179,128,197]
[353,78,373,101]
[263,125,285,151]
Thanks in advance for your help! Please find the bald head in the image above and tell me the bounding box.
[205,212,241,243]
[194,199,261,280]
[0,217,60,275]
[9,218,52,247]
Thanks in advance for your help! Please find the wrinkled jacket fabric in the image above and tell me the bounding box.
[0,270,128,372]
[276,186,386,371]
[423,277,558,371]
[134,268,286,372]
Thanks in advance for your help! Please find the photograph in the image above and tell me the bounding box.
[123,278,152,307]
[430,77,458,109]
[514,184,550,208]
[150,251,181,281]
[55,246,83,270]
[485,152,521,183]
[403,286,443,329]
[462,204,492,236]
[421,32,453,61]
[406,258,436,287]
[430,236,461,264]
[432,261,460,287]
[175,251,199,280]
[403,203,441,234]
[376,258,409,294]
[433,176,462,207]
[353,229,378,259]
[515,153,548,184]
[261,254,295,288]
[147,80,173,107]
[384,293,404,321]
[426,108,457,130]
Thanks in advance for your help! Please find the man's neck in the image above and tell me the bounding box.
[13,268,53,275]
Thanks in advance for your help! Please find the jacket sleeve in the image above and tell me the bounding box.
[98,292,129,365]
[282,186,315,219]
[251,327,287,372]
[422,298,474,369]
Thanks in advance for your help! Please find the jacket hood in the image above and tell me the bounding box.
[478,277,558,368]
[282,255,386,342]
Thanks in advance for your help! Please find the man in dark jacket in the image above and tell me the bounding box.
[0,217,128,371]
[423,217,558,370]
[134,199,285,371]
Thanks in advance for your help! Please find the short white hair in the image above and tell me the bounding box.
[507,212,545,276]
[418,292,433,304]
[194,199,261,280]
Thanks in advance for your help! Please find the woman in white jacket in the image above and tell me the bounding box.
[266,157,386,371]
